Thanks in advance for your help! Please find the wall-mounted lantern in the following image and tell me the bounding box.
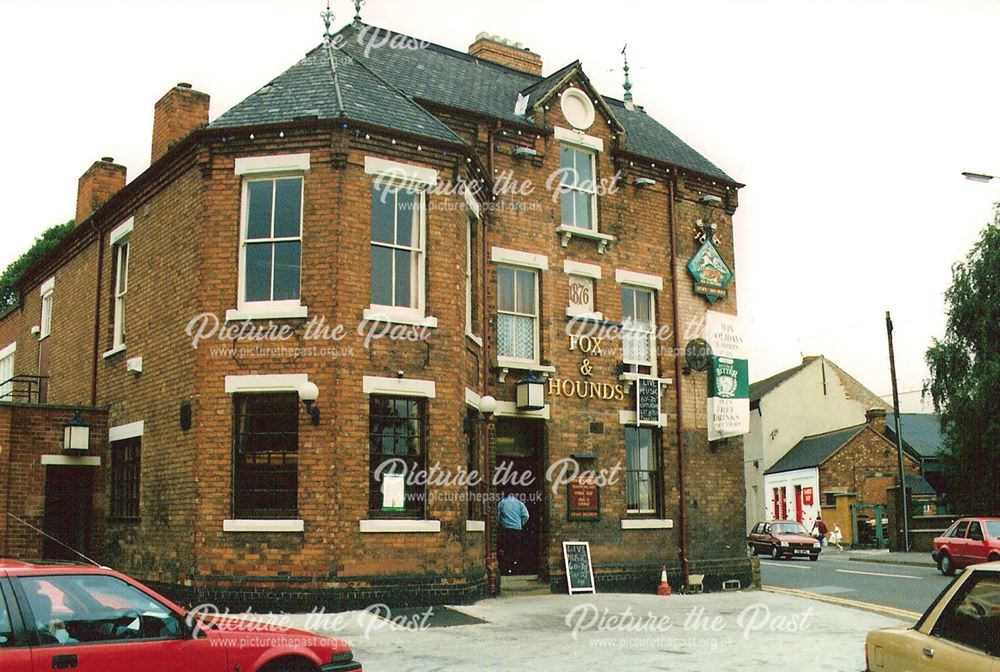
[298,381,320,426]
[63,411,90,451]
[515,373,545,411]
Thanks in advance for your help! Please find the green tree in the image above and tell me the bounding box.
[925,205,1000,515]
[0,220,75,314]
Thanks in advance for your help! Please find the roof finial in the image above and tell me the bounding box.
[321,0,334,42]
[354,0,365,24]
[622,44,635,110]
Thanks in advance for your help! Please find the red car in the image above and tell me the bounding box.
[932,517,1000,576]
[0,559,360,672]
[747,520,822,561]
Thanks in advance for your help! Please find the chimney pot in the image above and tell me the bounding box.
[151,83,210,163]
[100,156,115,163]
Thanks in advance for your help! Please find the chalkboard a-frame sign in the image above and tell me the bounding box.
[562,541,596,594]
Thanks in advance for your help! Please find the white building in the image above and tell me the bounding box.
[743,356,891,532]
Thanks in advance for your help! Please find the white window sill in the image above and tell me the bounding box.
[466,520,486,532]
[223,519,304,533]
[556,225,615,254]
[466,331,484,347]
[362,308,438,328]
[226,306,308,321]
[621,518,673,530]
[359,519,441,533]
[566,310,604,321]
[103,344,126,359]
[495,358,556,383]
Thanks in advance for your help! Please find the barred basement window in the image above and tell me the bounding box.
[110,437,141,521]
[233,393,299,519]
[369,396,426,517]
[625,427,660,515]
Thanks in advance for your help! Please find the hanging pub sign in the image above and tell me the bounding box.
[567,471,600,521]
[636,376,660,426]
[687,220,733,305]
[562,541,596,594]
[705,311,750,441]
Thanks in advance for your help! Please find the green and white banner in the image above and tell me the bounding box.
[705,311,749,441]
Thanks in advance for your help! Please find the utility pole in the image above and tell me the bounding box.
[885,311,910,552]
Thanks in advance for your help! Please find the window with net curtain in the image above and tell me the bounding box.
[621,286,654,366]
[371,183,423,310]
[497,267,537,362]
[625,426,659,514]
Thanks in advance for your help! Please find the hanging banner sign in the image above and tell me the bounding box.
[705,311,749,441]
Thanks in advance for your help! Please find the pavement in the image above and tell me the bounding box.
[275,590,905,672]
[845,549,936,568]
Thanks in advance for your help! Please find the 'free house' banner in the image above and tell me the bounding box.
[705,311,749,441]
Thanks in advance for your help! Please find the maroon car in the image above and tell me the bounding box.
[748,520,821,561]
[0,559,361,672]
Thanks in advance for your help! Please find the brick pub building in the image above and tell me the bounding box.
[0,15,749,609]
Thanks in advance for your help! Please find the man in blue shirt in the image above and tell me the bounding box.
[498,493,529,575]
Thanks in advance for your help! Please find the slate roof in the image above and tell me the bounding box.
[750,360,811,402]
[210,41,463,144]
[210,23,736,183]
[886,413,943,459]
[764,425,866,475]
[902,474,937,496]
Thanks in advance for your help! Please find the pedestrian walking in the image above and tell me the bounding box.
[497,493,529,575]
[812,514,829,547]
[831,523,844,552]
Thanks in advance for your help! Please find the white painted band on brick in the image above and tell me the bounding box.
[359,519,441,533]
[109,217,134,246]
[364,156,438,186]
[362,376,436,398]
[109,421,144,442]
[234,153,311,176]
[490,247,548,270]
[466,520,486,532]
[621,518,674,530]
[41,455,101,466]
[615,269,664,291]
[225,374,309,394]
[563,259,602,279]
[465,388,481,408]
[494,401,549,419]
[554,126,604,152]
[0,341,15,359]
[223,519,304,533]
[40,277,54,295]
[618,410,668,427]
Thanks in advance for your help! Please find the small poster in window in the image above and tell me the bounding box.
[381,473,405,511]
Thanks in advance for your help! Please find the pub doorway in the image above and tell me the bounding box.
[495,417,545,576]
[42,466,93,561]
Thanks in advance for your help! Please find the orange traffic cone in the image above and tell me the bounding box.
[657,565,672,596]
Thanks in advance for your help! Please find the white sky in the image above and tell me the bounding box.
[3,0,999,413]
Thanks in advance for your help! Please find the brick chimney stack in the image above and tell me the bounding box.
[76,157,127,225]
[151,82,210,163]
[865,407,888,434]
[468,33,542,76]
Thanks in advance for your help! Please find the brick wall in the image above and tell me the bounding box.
[0,404,108,560]
[819,426,920,506]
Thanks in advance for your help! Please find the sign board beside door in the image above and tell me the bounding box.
[562,541,596,594]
